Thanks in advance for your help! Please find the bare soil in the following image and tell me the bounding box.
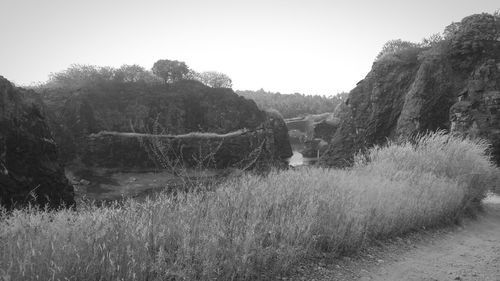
[68,168,222,202]
[290,195,500,281]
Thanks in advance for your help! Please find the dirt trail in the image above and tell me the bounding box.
[363,196,500,281]
[294,195,500,281]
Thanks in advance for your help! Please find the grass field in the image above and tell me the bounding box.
[1,132,498,281]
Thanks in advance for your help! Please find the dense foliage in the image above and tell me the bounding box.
[193,71,233,88]
[39,60,234,91]
[236,89,347,119]
[376,39,421,60]
[151,59,190,84]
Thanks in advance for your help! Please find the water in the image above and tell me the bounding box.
[287,150,318,167]
[484,193,500,204]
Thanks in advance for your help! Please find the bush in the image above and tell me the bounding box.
[376,39,422,61]
[0,132,498,280]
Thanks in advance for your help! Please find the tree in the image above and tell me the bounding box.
[443,22,461,39]
[46,64,115,89]
[114,64,149,83]
[376,39,420,60]
[197,71,233,88]
[151,59,189,84]
[421,33,443,48]
[236,89,345,118]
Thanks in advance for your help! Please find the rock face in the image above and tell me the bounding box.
[0,76,74,209]
[449,60,500,162]
[42,80,292,169]
[85,112,289,170]
[301,120,339,158]
[285,112,341,158]
[323,13,500,167]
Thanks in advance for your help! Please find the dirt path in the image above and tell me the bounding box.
[363,196,500,281]
[292,195,500,281]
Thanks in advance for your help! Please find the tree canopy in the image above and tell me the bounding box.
[114,64,158,83]
[40,59,207,90]
[237,89,347,119]
[376,39,421,60]
[196,71,233,88]
[151,59,189,84]
[46,64,115,89]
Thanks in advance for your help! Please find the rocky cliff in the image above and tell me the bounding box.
[0,76,74,209]
[41,80,292,169]
[323,13,500,167]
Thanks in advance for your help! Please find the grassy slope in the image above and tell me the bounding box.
[1,132,498,281]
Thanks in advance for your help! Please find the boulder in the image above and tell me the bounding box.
[0,76,74,209]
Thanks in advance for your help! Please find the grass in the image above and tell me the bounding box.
[1,132,498,281]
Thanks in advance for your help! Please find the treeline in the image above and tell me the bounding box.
[236,89,347,119]
[36,59,233,90]
[37,60,348,119]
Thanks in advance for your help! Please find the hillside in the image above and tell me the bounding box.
[323,13,500,167]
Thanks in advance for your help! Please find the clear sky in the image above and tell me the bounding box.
[0,0,498,95]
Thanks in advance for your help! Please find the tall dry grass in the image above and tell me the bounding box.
[1,132,498,281]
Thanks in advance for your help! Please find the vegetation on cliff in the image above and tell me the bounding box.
[38,59,232,91]
[1,132,498,280]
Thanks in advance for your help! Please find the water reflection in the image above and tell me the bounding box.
[287,150,318,167]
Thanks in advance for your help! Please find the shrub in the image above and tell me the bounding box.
[376,39,422,61]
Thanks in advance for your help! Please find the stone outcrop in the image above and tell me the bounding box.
[0,76,74,209]
[322,13,500,167]
[285,112,340,158]
[42,80,292,169]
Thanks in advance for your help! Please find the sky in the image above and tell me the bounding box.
[0,0,498,95]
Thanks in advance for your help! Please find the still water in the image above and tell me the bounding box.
[287,151,318,167]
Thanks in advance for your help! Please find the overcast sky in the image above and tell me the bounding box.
[0,0,498,95]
